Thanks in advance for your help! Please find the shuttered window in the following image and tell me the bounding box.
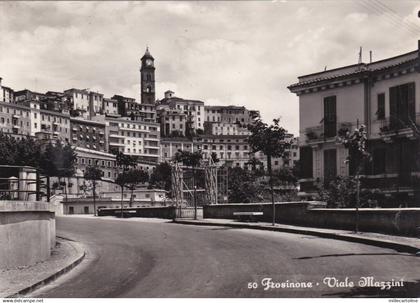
[377,93,385,120]
[324,96,337,138]
[389,82,415,130]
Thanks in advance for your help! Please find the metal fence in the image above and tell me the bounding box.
[0,165,50,201]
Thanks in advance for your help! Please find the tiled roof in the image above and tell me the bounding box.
[288,50,418,90]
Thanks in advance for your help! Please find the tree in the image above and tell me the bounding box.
[114,151,137,171]
[174,150,202,219]
[0,133,42,167]
[124,169,149,207]
[247,118,290,225]
[337,124,370,233]
[115,172,129,218]
[228,167,263,203]
[210,152,219,164]
[149,162,172,192]
[84,165,103,216]
[39,141,77,203]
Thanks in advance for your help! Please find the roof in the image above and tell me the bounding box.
[160,96,204,105]
[288,50,418,91]
[141,47,154,60]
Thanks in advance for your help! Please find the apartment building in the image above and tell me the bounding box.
[64,88,103,118]
[158,91,205,132]
[106,116,160,163]
[0,101,33,136]
[160,137,194,162]
[103,98,118,115]
[37,109,71,143]
[158,108,186,137]
[289,42,420,205]
[70,117,107,152]
[0,78,14,103]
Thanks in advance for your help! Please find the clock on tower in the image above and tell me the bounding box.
[140,47,155,104]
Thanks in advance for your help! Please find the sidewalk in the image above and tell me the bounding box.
[0,237,85,298]
[174,218,420,255]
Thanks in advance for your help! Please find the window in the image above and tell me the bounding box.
[300,146,313,178]
[323,149,337,184]
[324,96,337,138]
[377,93,385,120]
[389,82,415,129]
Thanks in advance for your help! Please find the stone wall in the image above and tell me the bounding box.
[0,201,56,270]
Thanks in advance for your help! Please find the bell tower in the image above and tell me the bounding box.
[140,47,155,104]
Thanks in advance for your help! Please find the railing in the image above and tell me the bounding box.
[304,122,356,143]
[377,113,420,135]
[0,165,50,202]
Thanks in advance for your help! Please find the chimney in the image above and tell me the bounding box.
[0,77,2,90]
[369,50,372,63]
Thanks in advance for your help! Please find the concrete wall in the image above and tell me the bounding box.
[98,206,176,219]
[203,202,420,236]
[0,201,56,270]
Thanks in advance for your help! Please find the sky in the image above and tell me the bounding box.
[1,1,420,135]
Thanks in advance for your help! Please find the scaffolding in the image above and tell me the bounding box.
[171,157,227,217]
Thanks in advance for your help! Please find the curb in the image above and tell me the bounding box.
[8,236,86,298]
[173,220,420,255]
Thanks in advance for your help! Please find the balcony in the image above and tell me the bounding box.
[109,141,125,147]
[377,113,420,141]
[305,122,355,145]
[361,172,420,191]
[109,133,125,139]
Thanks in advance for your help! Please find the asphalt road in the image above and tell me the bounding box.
[32,216,420,298]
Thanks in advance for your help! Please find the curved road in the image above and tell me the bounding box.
[32,216,420,298]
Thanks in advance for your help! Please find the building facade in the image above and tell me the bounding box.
[106,116,160,163]
[289,43,420,206]
[70,117,107,152]
[157,90,205,134]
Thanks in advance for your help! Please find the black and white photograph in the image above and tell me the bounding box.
[0,0,420,301]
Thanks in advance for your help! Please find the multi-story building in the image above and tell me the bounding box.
[203,105,259,136]
[37,109,71,143]
[160,137,194,162]
[0,78,14,103]
[64,88,103,118]
[0,101,33,136]
[158,108,186,137]
[157,90,205,133]
[14,89,45,103]
[70,117,107,152]
[204,105,258,124]
[103,98,118,115]
[113,95,157,122]
[289,42,420,206]
[40,91,71,112]
[64,88,90,116]
[106,116,160,163]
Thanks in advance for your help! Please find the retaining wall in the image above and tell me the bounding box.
[0,201,56,270]
[98,206,176,219]
[203,202,420,236]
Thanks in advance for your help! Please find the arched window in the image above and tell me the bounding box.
[146,74,152,81]
[146,86,151,93]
